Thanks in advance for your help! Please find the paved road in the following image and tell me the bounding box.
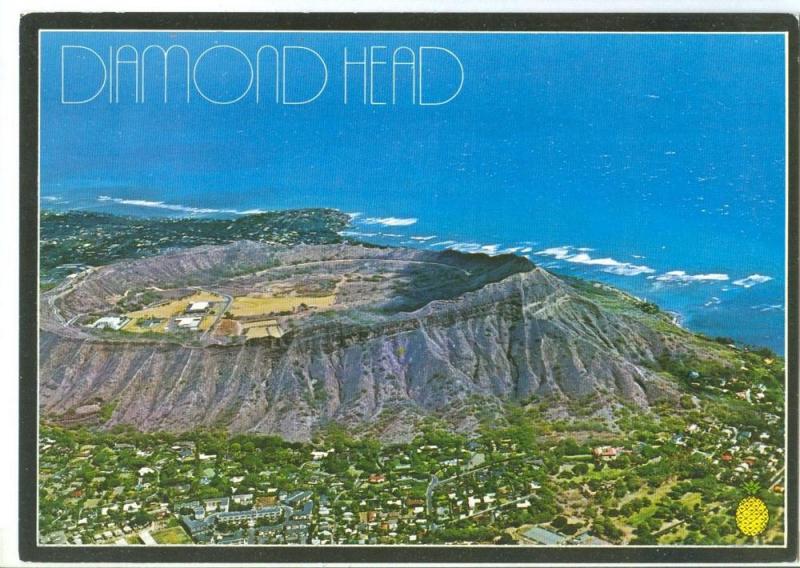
[195,287,232,339]
[425,475,439,515]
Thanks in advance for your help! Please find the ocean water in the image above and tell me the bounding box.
[38,32,788,353]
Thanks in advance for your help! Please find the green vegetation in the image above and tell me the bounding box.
[151,526,192,544]
[40,209,351,285]
[98,401,117,423]
[36,210,786,547]
[39,341,785,546]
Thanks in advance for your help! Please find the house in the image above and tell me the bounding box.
[284,490,312,505]
[122,501,140,513]
[592,446,619,460]
[217,529,246,545]
[293,501,313,521]
[231,493,253,506]
[177,448,194,461]
[285,521,309,544]
[368,473,386,484]
[203,497,229,513]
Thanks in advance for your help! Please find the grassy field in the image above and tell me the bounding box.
[123,291,223,333]
[150,526,192,544]
[230,294,334,317]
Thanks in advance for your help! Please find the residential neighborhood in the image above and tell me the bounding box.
[39,348,785,547]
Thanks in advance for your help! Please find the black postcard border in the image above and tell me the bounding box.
[18,12,800,565]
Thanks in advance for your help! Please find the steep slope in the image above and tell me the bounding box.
[39,241,684,441]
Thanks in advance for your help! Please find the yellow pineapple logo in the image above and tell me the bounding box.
[735,481,769,537]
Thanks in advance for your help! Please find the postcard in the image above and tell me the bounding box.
[18,12,799,565]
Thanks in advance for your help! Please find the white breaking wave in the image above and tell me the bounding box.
[339,230,378,238]
[444,241,506,256]
[535,246,574,260]
[410,235,437,241]
[535,246,654,276]
[733,274,773,288]
[447,242,502,255]
[361,216,418,227]
[752,304,783,312]
[604,264,655,277]
[96,196,262,216]
[652,271,729,284]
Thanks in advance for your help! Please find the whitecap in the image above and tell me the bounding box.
[536,246,654,276]
[446,242,502,255]
[339,230,378,238]
[732,274,773,288]
[752,304,783,312]
[535,246,574,260]
[361,216,418,227]
[95,196,258,216]
[652,271,729,284]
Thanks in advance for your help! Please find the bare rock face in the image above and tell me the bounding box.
[39,242,680,442]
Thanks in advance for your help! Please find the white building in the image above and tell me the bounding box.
[175,316,202,330]
[187,301,210,313]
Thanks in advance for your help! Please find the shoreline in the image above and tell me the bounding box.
[39,204,785,355]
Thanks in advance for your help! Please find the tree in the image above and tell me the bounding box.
[551,515,568,529]
[573,463,589,476]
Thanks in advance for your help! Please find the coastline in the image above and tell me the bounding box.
[39,204,785,354]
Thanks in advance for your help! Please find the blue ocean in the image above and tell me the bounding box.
[39,32,788,353]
